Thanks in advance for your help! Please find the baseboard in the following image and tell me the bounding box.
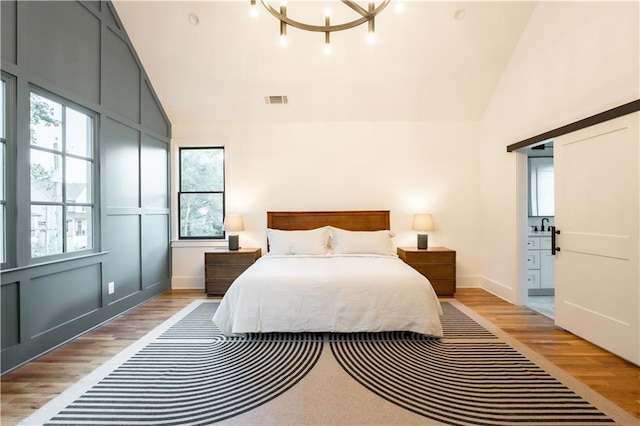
[171,276,204,290]
[478,276,516,304]
[456,275,482,288]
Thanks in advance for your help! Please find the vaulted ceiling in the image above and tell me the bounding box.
[112,1,537,124]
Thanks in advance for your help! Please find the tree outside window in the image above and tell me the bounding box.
[30,92,94,258]
[179,147,225,239]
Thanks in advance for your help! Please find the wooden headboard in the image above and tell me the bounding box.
[267,210,390,231]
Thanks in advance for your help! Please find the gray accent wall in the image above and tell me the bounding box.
[1,0,171,374]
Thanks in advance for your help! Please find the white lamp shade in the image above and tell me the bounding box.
[224,214,245,232]
[412,214,434,232]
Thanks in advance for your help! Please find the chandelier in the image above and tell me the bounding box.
[250,1,393,52]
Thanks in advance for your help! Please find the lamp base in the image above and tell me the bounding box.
[417,233,428,250]
[228,234,240,250]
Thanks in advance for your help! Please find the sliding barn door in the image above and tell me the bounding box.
[554,111,639,366]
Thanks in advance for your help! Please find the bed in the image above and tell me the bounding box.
[212,211,443,337]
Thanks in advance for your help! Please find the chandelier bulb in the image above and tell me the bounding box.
[324,25,331,55]
[395,1,404,13]
[280,8,287,44]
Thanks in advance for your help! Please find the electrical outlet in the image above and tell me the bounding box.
[108,281,115,295]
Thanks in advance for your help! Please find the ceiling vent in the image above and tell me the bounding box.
[265,95,288,105]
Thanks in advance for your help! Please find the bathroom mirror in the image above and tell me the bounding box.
[529,157,554,217]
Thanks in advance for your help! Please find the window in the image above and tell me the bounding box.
[30,91,94,258]
[0,78,6,263]
[179,147,225,239]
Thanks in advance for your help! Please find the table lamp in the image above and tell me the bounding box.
[412,214,434,249]
[224,214,244,250]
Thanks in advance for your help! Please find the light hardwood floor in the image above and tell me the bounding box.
[1,288,638,425]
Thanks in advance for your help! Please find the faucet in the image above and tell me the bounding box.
[540,217,549,232]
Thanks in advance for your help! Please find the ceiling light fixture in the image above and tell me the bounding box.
[251,0,391,49]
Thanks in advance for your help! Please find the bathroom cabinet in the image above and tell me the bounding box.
[527,235,555,295]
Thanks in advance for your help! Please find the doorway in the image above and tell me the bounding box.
[521,140,555,318]
[510,102,640,365]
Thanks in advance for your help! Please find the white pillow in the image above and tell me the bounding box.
[329,227,395,256]
[267,227,329,255]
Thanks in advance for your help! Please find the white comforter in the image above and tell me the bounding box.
[212,254,443,337]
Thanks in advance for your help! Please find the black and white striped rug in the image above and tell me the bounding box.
[331,305,612,425]
[22,300,635,426]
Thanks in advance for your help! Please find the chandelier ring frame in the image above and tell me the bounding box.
[259,0,391,33]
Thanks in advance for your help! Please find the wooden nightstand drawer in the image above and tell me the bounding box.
[397,247,456,297]
[205,279,234,295]
[205,252,259,265]
[411,265,455,280]
[429,280,456,297]
[204,248,261,296]
[205,264,253,280]
[401,250,455,265]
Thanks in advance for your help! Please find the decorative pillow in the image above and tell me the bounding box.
[267,227,330,255]
[329,227,395,256]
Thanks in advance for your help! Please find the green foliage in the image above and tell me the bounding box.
[30,163,51,180]
[179,148,225,238]
[30,94,60,127]
[180,193,223,238]
[30,93,61,145]
[180,149,224,192]
[30,94,60,198]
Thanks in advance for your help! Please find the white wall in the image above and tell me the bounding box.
[171,120,484,289]
[170,2,639,294]
[478,1,639,302]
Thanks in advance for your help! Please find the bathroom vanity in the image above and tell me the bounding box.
[527,232,555,295]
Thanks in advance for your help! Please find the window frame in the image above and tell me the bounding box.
[0,72,14,269]
[178,146,225,240]
[29,87,97,260]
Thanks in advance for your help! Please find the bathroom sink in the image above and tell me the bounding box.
[529,231,551,236]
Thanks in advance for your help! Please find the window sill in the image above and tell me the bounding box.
[0,251,110,275]
[171,240,228,248]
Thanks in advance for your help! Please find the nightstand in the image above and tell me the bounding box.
[397,247,456,296]
[204,248,262,296]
